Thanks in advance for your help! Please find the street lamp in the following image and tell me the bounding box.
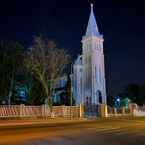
[70,62,73,119]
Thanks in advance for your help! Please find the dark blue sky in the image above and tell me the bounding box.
[0,0,145,95]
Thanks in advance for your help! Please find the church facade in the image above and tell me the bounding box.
[73,4,107,105]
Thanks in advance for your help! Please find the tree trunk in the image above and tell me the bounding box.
[8,71,14,105]
[40,77,52,111]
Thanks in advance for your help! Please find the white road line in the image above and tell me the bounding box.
[96,127,122,131]
[95,127,129,135]
[87,126,144,136]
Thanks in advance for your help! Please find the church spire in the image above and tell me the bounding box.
[86,3,100,37]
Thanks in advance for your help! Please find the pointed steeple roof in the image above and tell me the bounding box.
[86,4,100,37]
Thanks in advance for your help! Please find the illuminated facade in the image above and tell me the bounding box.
[73,55,83,105]
[73,4,106,105]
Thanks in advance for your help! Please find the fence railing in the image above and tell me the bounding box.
[0,105,81,118]
[1,103,142,118]
[107,106,131,117]
[132,104,145,117]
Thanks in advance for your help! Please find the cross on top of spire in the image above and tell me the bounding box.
[90,3,93,9]
[85,3,100,37]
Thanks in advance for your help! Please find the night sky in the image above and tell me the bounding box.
[0,0,145,96]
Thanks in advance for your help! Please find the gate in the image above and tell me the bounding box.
[84,97,100,117]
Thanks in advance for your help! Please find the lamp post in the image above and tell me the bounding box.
[70,62,73,119]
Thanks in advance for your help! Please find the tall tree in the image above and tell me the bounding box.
[124,84,140,104]
[27,77,46,105]
[25,36,70,108]
[0,40,25,104]
[119,84,145,105]
[65,75,72,105]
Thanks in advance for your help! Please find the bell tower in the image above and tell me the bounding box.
[82,4,106,104]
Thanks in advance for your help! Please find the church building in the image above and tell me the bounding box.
[73,4,107,105]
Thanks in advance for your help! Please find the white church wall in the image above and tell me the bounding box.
[73,4,107,105]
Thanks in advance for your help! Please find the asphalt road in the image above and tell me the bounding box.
[1,117,145,145]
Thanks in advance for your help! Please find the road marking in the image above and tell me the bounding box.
[97,128,145,137]
[96,127,122,132]
[95,127,130,135]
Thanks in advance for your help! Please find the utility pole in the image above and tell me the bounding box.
[70,62,73,119]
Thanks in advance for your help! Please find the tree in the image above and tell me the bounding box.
[65,75,71,105]
[27,77,46,105]
[64,74,75,105]
[0,40,25,104]
[124,84,140,105]
[119,84,145,105]
[107,95,114,107]
[25,36,70,109]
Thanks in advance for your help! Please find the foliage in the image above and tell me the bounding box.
[116,84,145,105]
[107,95,115,107]
[27,77,46,105]
[124,84,145,105]
[0,40,25,104]
[64,75,71,105]
[57,75,75,106]
[65,75,73,105]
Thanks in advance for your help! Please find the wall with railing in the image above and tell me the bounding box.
[0,105,82,118]
[107,106,131,117]
[132,104,145,117]
[0,103,143,119]
[102,103,145,118]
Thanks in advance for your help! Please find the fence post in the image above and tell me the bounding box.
[60,105,67,117]
[100,104,108,118]
[79,104,84,118]
[42,104,51,118]
[62,105,66,117]
[122,107,125,115]
[129,103,138,116]
[113,107,117,116]
[41,104,45,117]
[20,104,25,117]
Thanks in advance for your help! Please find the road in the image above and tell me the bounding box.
[0,117,145,145]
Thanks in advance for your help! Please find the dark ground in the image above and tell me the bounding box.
[0,117,145,145]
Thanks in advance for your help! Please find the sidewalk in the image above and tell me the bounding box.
[0,118,88,127]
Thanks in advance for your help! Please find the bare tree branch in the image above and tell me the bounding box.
[25,36,70,109]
